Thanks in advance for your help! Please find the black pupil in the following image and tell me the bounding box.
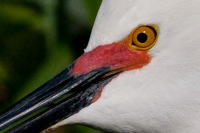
[137,33,148,43]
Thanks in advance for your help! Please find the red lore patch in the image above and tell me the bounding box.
[71,40,151,75]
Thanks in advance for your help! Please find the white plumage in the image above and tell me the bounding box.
[53,0,200,132]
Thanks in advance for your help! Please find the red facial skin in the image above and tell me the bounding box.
[71,40,151,103]
[71,40,151,75]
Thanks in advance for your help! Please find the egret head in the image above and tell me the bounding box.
[64,1,200,132]
[1,0,200,133]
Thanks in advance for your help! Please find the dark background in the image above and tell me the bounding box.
[0,0,104,132]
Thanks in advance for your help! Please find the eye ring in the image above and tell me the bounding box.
[127,25,159,51]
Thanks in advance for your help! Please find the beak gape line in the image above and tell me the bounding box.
[0,65,119,133]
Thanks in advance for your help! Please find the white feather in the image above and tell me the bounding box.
[52,0,200,132]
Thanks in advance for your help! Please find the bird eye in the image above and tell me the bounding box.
[128,25,158,50]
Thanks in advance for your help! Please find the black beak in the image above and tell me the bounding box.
[0,64,118,133]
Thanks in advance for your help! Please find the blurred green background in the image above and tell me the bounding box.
[0,0,104,132]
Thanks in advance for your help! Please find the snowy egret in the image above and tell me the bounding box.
[1,0,200,133]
